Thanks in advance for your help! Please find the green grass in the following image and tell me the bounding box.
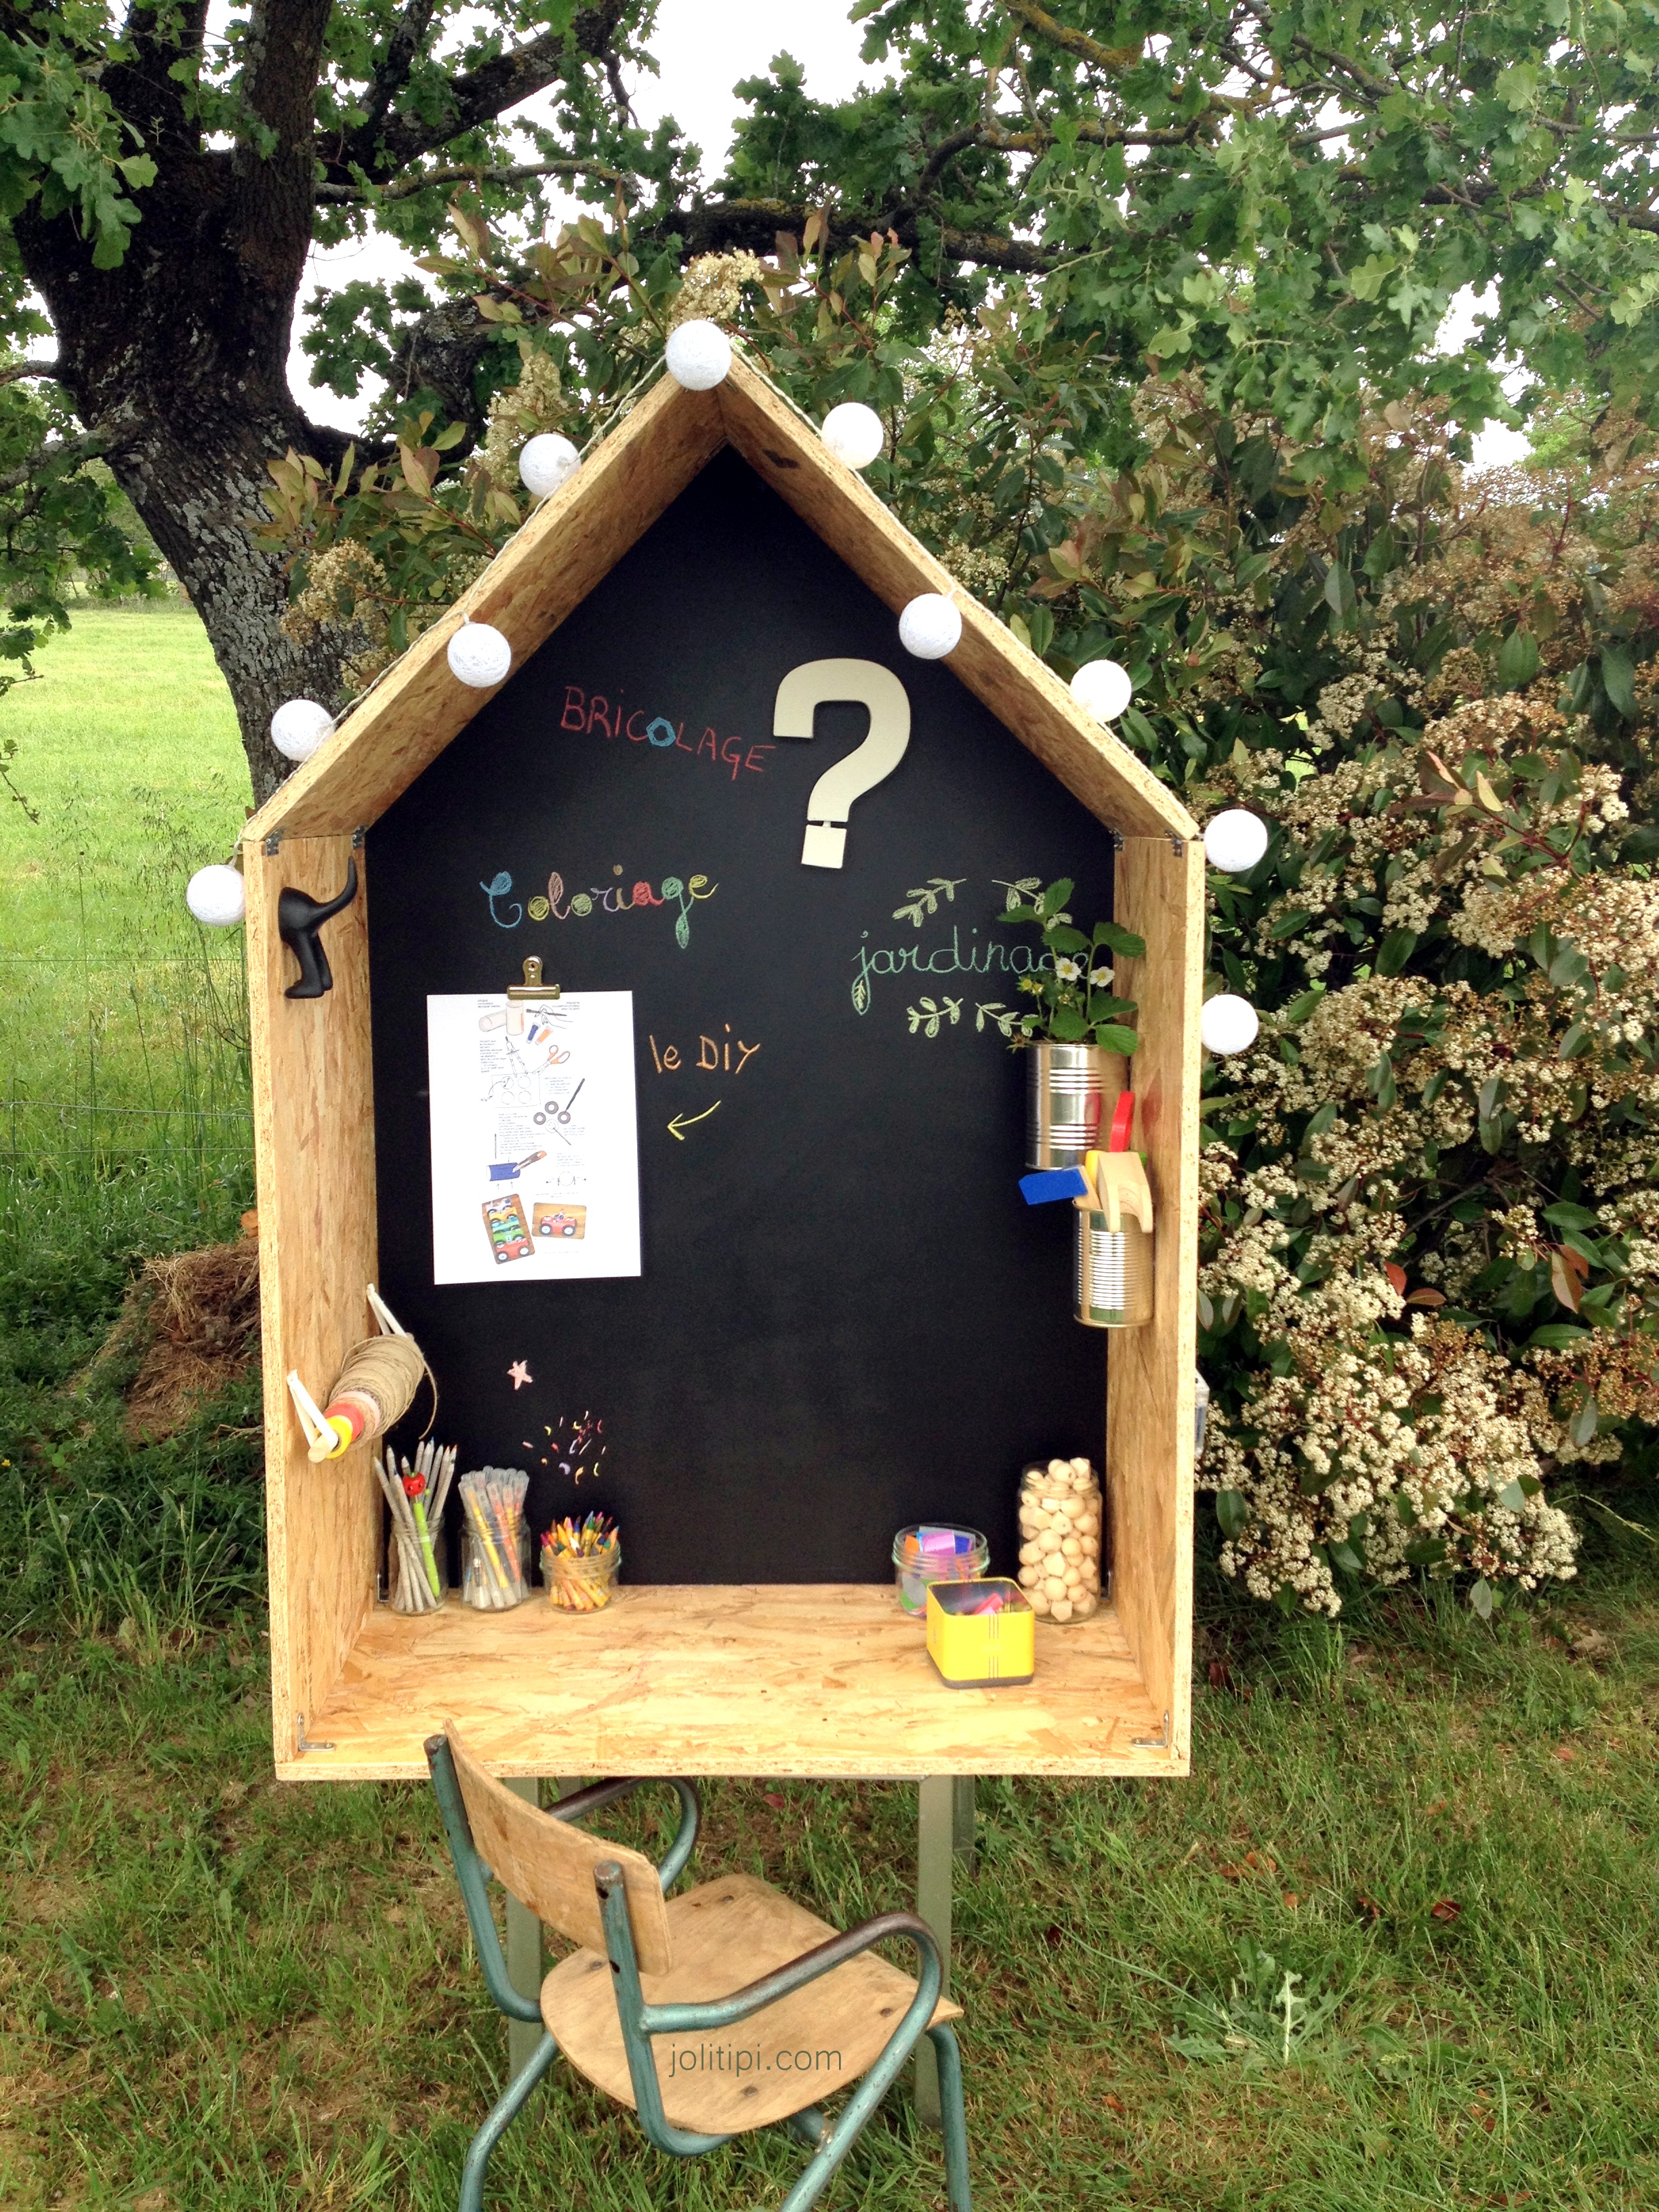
[3,1544,1657,2211]
[0,602,255,1288]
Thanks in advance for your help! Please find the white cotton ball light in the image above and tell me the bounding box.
[664,319,732,390]
[270,697,335,763]
[1204,808,1271,874]
[518,432,581,499]
[1201,993,1260,1056]
[186,863,245,928]
[820,401,885,470]
[1069,659,1134,723]
[447,621,513,689]
[898,592,962,660]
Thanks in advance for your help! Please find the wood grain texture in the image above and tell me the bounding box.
[540,1871,960,2133]
[445,1724,672,1975]
[245,834,381,1762]
[716,358,1197,844]
[1107,837,1204,1761]
[275,1583,1174,1780]
[245,375,725,844]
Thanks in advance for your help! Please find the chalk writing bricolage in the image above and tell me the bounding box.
[558,682,776,782]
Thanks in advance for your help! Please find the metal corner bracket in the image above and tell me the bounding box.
[1132,1710,1172,1750]
[295,1713,335,1756]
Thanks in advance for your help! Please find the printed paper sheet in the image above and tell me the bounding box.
[426,991,640,1286]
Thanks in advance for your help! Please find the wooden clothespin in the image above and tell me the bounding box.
[1073,1092,1154,1232]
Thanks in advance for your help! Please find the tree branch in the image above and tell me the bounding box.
[354,0,441,146]
[328,0,631,184]
[999,0,1144,73]
[318,157,633,205]
[0,357,62,385]
[0,419,133,499]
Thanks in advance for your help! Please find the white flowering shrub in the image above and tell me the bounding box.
[1069,398,1659,1616]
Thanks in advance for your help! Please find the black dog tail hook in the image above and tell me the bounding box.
[278,857,359,1000]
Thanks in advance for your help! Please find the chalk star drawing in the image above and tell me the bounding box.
[508,1359,533,1390]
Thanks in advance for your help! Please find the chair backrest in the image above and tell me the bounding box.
[443,1723,674,1975]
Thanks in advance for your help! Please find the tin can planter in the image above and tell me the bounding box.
[1074,1206,1154,1328]
[1025,1041,1126,1169]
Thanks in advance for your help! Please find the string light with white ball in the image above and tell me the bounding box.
[819,401,885,470]
[1200,993,1259,1055]
[186,863,246,928]
[447,621,513,689]
[1203,808,1269,874]
[898,592,962,660]
[518,433,580,500]
[270,698,334,763]
[663,319,732,390]
[1069,659,1134,723]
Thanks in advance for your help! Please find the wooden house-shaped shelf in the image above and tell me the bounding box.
[245,355,1202,1784]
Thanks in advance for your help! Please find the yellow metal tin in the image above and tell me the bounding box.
[924,1578,1036,1687]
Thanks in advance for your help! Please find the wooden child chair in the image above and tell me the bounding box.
[426,1725,972,2212]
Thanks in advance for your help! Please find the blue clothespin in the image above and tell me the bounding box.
[1019,1166,1092,1206]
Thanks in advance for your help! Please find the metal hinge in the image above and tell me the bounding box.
[295,1713,335,1756]
[1169,834,1186,857]
[351,825,366,850]
[264,831,283,857]
[1109,830,1124,854]
[1132,1710,1172,1750]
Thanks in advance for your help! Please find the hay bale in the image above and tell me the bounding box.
[83,1226,262,1442]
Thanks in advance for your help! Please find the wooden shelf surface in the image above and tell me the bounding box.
[282,1583,1180,1781]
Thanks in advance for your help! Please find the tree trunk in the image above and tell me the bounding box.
[12,1,342,808]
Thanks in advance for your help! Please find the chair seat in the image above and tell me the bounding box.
[539,1872,962,2135]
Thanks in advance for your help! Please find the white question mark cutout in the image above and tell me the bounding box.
[773,658,911,869]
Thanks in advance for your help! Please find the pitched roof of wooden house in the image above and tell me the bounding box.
[246,351,1197,849]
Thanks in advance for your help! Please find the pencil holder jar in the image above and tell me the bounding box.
[388,1502,447,1614]
[893,1525,989,1618]
[461,1519,530,1610]
[546,1540,621,1613]
[1016,1458,1103,1622]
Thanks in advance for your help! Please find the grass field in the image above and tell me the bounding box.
[2,609,1658,2211]
[0,604,255,1279]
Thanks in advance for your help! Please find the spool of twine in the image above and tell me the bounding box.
[323,1332,432,1452]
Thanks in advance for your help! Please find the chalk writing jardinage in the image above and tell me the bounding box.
[558,684,775,784]
[850,925,1051,1015]
[480,867,718,946]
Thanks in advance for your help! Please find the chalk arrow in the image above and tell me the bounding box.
[668,1100,722,1141]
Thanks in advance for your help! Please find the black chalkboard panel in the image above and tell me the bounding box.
[369,447,1115,1583]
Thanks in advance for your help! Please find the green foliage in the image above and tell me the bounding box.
[995,876,1144,1050]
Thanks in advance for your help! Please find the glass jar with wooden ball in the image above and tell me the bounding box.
[1015,1457,1103,1623]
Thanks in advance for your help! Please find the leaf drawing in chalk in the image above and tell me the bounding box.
[851,971,870,1015]
[908,996,962,1038]
[976,1000,1018,1037]
[893,876,968,926]
[994,875,1043,911]
[661,876,690,948]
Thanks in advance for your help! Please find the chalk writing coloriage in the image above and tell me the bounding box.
[481,863,716,946]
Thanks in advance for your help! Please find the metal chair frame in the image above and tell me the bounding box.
[426,1736,972,2212]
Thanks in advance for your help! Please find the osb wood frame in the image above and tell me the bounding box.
[245,349,1200,1780]
[246,835,379,1762]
